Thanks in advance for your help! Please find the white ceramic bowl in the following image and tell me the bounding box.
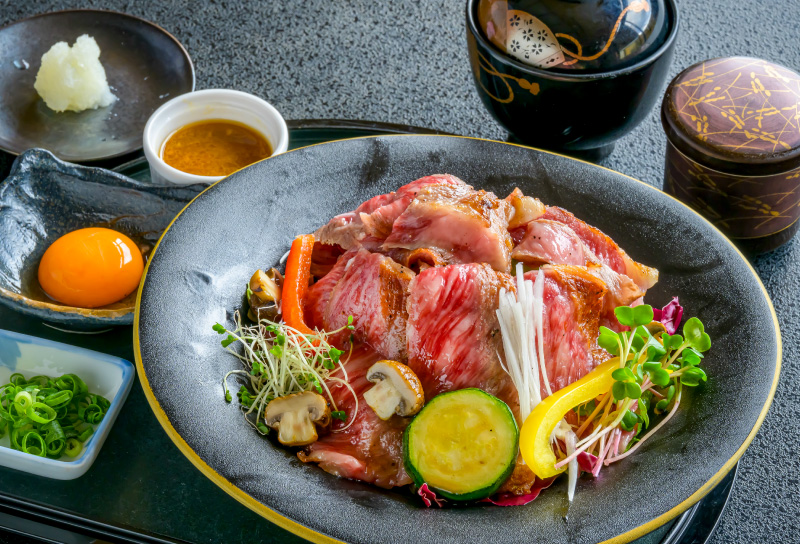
[0,329,134,479]
[143,89,289,185]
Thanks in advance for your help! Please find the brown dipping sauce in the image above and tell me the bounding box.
[160,119,273,176]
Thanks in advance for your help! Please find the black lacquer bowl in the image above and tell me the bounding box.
[135,136,780,544]
[465,0,678,160]
[0,149,202,329]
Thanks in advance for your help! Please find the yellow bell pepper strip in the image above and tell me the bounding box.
[281,234,317,338]
[519,357,619,479]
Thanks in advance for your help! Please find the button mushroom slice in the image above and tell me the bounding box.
[645,321,667,337]
[264,391,330,446]
[363,360,425,420]
[248,268,283,321]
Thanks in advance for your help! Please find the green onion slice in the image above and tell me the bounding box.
[64,437,82,457]
[22,431,46,457]
[56,374,88,396]
[13,391,33,416]
[27,402,57,424]
[77,426,93,443]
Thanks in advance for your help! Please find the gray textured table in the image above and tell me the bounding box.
[0,1,797,543]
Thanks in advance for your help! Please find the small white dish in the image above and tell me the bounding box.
[143,89,289,185]
[0,329,134,479]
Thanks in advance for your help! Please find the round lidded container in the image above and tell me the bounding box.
[661,56,800,253]
[466,0,679,160]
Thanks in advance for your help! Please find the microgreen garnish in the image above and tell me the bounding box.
[216,312,358,435]
[554,303,710,476]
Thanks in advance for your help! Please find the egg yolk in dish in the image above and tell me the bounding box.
[38,228,144,308]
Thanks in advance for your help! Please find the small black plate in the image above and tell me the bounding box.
[0,9,194,163]
[135,135,780,544]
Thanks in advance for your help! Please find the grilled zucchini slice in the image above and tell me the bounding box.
[403,388,518,501]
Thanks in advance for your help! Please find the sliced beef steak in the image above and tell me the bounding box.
[500,265,610,495]
[312,174,461,250]
[406,263,516,401]
[512,219,646,331]
[523,265,610,396]
[306,249,414,360]
[383,183,514,273]
[541,206,658,290]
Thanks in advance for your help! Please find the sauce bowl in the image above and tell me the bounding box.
[143,89,289,185]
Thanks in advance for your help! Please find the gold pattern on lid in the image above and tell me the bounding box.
[666,57,800,163]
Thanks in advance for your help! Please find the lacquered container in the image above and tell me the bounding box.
[466,0,678,160]
[662,57,800,253]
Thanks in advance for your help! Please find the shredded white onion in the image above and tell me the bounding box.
[551,419,578,502]
[532,270,551,398]
[496,263,549,422]
[564,425,578,502]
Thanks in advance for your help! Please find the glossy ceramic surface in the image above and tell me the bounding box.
[0,9,195,162]
[0,329,134,479]
[466,0,678,159]
[0,149,203,328]
[135,135,779,544]
[143,89,290,185]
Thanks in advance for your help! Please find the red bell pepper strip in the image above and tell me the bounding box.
[281,234,316,337]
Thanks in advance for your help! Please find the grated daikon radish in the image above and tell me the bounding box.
[34,35,117,113]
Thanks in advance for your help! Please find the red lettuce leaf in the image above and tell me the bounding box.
[652,297,683,335]
[480,478,555,506]
[577,452,598,473]
[418,483,445,507]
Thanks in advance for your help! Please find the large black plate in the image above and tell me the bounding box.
[134,136,780,544]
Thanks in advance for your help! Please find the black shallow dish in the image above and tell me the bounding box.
[135,136,780,544]
[465,0,678,160]
[0,9,194,162]
[0,149,202,329]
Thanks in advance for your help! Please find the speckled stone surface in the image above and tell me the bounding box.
[0,1,798,543]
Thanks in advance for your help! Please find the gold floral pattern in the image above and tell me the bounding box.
[665,141,800,239]
[471,48,540,104]
[672,58,800,155]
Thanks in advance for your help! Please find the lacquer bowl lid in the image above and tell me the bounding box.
[476,0,670,72]
[662,57,800,175]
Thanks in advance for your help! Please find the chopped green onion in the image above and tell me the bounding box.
[0,372,110,460]
[45,390,73,408]
[55,374,88,396]
[77,426,93,443]
[13,391,33,416]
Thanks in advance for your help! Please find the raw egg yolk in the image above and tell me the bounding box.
[38,228,144,308]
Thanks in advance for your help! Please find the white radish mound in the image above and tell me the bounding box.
[34,34,117,113]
